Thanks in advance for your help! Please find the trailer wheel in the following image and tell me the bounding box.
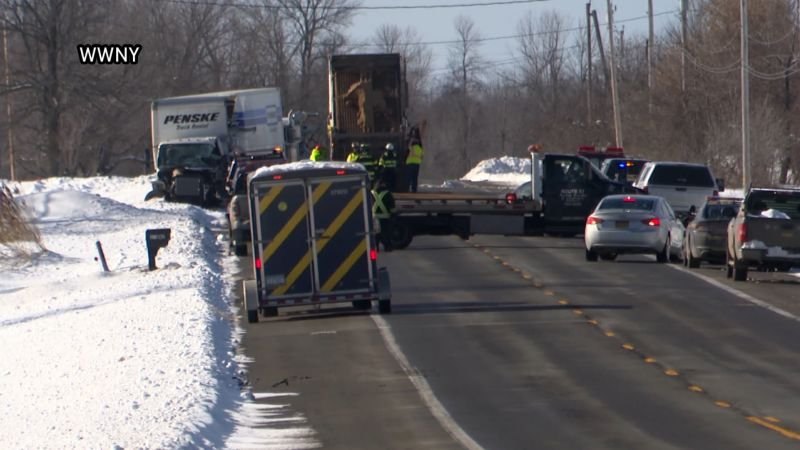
[390,221,413,250]
[247,310,259,324]
[353,300,372,310]
[243,280,259,323]
[234,244,248,257]
[378,299,392,314]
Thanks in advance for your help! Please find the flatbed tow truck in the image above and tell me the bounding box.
[387,149,634,249]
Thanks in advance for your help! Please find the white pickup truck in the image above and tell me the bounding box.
[633,162,724,217]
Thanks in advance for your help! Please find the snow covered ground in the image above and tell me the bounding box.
[0,158,794,448]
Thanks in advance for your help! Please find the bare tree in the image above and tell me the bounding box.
[372,24,432,121]
[447,15,482,172]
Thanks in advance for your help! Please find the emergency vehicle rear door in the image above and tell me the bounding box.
[310,176,373,295]
[253,179,314,299]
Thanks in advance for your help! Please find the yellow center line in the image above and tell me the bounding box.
[747,416,800,441]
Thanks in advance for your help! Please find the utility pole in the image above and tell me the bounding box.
[647,0,654,113]
[2,16,14,181]
[681,0,688,93]
[586,2,592,126]
[606,0,623,147]
[741,0,751,190]
[591,10,609,85]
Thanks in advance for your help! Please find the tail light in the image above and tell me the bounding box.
[255,257,262,269]
[643,217,661,227]
[370,248,378,261]
[505,193,518,204]
[738,223,748,243]
[586,216,603,225]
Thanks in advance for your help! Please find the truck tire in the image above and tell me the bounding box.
[686,240,700,268]
[378,299,392,314]
[247,310,259,324]
[390,221,413,250]
[733,257,748,281]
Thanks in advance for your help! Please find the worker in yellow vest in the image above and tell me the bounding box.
[310,144,326,162]
[405,138,423,193]
[378,143,398,191]
[371,179,395,251]
[346,142,360,163]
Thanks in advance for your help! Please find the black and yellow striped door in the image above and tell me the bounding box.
[254,180,313,298]
[310,177,373,294]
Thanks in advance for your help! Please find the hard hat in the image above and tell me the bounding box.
[351,142,359,149]
[385,143,394,151]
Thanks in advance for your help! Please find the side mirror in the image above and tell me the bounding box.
[716,178,725,192]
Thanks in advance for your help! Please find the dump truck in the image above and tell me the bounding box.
[327,53,407,174]
[146,88,285,205]
[387,150,634,249]
[242,161,392,323]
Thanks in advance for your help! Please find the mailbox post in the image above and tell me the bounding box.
[146,228,171,270]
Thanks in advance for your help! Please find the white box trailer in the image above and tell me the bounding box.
[148,88,285,205]
[242,161,392,323]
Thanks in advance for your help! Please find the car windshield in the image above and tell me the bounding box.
[649,165,715,187]
[598,197,656,211]
[157,143,218,168]
[702,202,740,219]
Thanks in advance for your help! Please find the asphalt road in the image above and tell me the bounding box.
[237,234,800,449]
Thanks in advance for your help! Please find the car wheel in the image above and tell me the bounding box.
[656,237,669,263]
[585,249,598,262]
[687,242,700,269]
[600,253,617,261]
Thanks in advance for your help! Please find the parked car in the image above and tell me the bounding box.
[600,158,649,186]
[632,162,724,217]
[683,197,742,268]
[585,194,684,263]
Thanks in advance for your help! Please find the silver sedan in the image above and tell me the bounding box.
[584,194,684,262]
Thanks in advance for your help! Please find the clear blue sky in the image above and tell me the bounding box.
[348,0,679,77]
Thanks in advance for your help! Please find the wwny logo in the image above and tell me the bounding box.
[77,44,142,64]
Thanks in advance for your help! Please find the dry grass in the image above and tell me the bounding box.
[0,183,45,260]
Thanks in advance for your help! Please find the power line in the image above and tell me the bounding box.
[156,0,553,10]
[342,9,678,50]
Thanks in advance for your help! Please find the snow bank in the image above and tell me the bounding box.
[460,156,531,185]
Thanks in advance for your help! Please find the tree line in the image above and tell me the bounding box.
[0,0,798,188]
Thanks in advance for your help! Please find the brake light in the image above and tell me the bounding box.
[587,216,603,225]
[370,248,378,261]
[505,192,518,204]
[336,170,346,175]
[623,196,636,203]
[255,257,262,269]
[643,217,661,227]
[272,175,282,180]
[738,223,748,243]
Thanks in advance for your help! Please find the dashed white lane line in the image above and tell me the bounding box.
[371,315,484,450]
[665,263,800,324]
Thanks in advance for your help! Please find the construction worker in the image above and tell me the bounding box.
[346,142,360,163]
[371,178,395,251]
[406,138,423,193]
[378,143,398,191]
[358,143,378,186]
[310,144,325,162]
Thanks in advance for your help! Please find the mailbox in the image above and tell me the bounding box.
[146,228,171,270]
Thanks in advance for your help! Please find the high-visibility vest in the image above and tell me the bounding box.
[310,148,324,161]
[406,144,423,165]
[372,189,392,219]
[379,151,397,169]
[346,151,359,163]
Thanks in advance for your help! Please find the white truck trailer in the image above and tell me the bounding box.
[146,88,285,205]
